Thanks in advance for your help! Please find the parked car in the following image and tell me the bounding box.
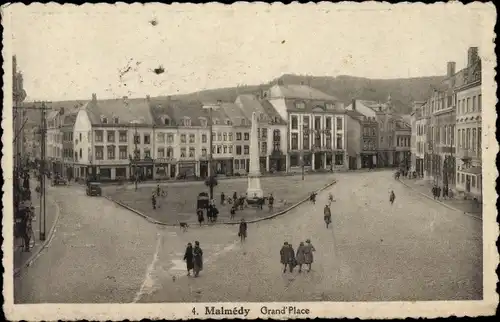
[51,175,67,186]
[86,182,102,196]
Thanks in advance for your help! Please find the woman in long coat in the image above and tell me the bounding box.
[303,239,316,272]
[183,243,194,276]
[296,242,306,273]
[193,241,203,277]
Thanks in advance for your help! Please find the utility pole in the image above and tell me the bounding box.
[14,101,50,241]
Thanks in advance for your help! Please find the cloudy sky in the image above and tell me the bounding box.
[7,3,494,101]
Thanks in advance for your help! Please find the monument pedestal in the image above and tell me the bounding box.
[246,174,263,199]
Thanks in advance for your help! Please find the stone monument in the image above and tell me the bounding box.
[246,112,264,199]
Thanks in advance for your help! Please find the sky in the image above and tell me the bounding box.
[6,2,494,101]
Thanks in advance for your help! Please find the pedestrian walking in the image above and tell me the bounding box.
[230,205,236,220]
[437,186,441,200]
[238,218,247,243]
[197,208,205,226]
[432,186,437,199]
[324,204,332,228]
[280,242,293,273]
[193,241,203,277]
[151,193,157,209]
[296,242,306,273]
[220,192,225,205]
[183,243,194,276]
[389,190,395,205]
[156,184,161,197]
[268,194,274,212]
[303,239,316,272]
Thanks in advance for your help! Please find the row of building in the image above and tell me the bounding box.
[26,82,412,181]
[410,46,482,200]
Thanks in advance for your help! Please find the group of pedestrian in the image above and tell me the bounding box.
[432,185,451,200]
[183,241,204,277]
[280,239,315,273]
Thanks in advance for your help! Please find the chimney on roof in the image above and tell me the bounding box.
[447,61,456,77]
[467,47,479,67]
[92,93,97,102]
[352,99,356,110]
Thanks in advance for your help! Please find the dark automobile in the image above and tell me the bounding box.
[51,175,67,186]
[197,192,209,209]
[86,182,102,196]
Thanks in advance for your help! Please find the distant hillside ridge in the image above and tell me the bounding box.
[170,74,445,115]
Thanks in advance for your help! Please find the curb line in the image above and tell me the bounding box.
[105,179,338,226]
[397,179,482,221]
[13,196,62,276]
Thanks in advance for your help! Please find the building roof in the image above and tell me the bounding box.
[221,102,250,127]
[268,84,338,101]
[235,94,287,125]
[345,109,365,120]
[86,97,153,125]
[170,100,209,127]
[148,97,177,126]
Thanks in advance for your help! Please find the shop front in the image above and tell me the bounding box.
[199,158,209,178]
[333,151,345,168]
[129,159,154,181]
[361,153,376,168]
[214,158,233,176]
[178,161,197,178]
[154,158,177,180]
[269,150,286,172]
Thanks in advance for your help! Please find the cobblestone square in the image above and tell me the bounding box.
[104,174,336,224]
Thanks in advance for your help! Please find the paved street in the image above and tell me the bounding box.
[137,170,482,302]
[14,171,482,303]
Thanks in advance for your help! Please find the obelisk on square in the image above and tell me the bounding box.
[246,112,263,199]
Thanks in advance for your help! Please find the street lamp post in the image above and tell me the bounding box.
[134,123,139,191]
[203,102,221,201]
[300,150,305,181]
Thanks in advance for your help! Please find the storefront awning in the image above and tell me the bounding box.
[460,166,482,175]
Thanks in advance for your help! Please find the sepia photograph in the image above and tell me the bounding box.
[2,2,497,320]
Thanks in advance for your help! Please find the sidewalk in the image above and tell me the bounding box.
[14,180,60,274]
[399,178,482,218]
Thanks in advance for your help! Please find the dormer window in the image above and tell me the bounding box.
[225,119,231,125]
[163,117,171,126]
[295,102,306,109]
[240,118,247,126]
[326,103,334,109]
[199,117,207,127]
[182,117,191,127]
[101,116,108,124]
[213,118,220,125]
[113,117,119,124]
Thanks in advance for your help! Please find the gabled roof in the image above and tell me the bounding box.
[86,97,153,125]
[268,84,338,101]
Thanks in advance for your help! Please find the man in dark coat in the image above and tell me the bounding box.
[238,218,247,243]
[220,192,225,205]
[183,243,194,276]
[280,242,293,273]
[193,241,203,277]
[268,194,274,212]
